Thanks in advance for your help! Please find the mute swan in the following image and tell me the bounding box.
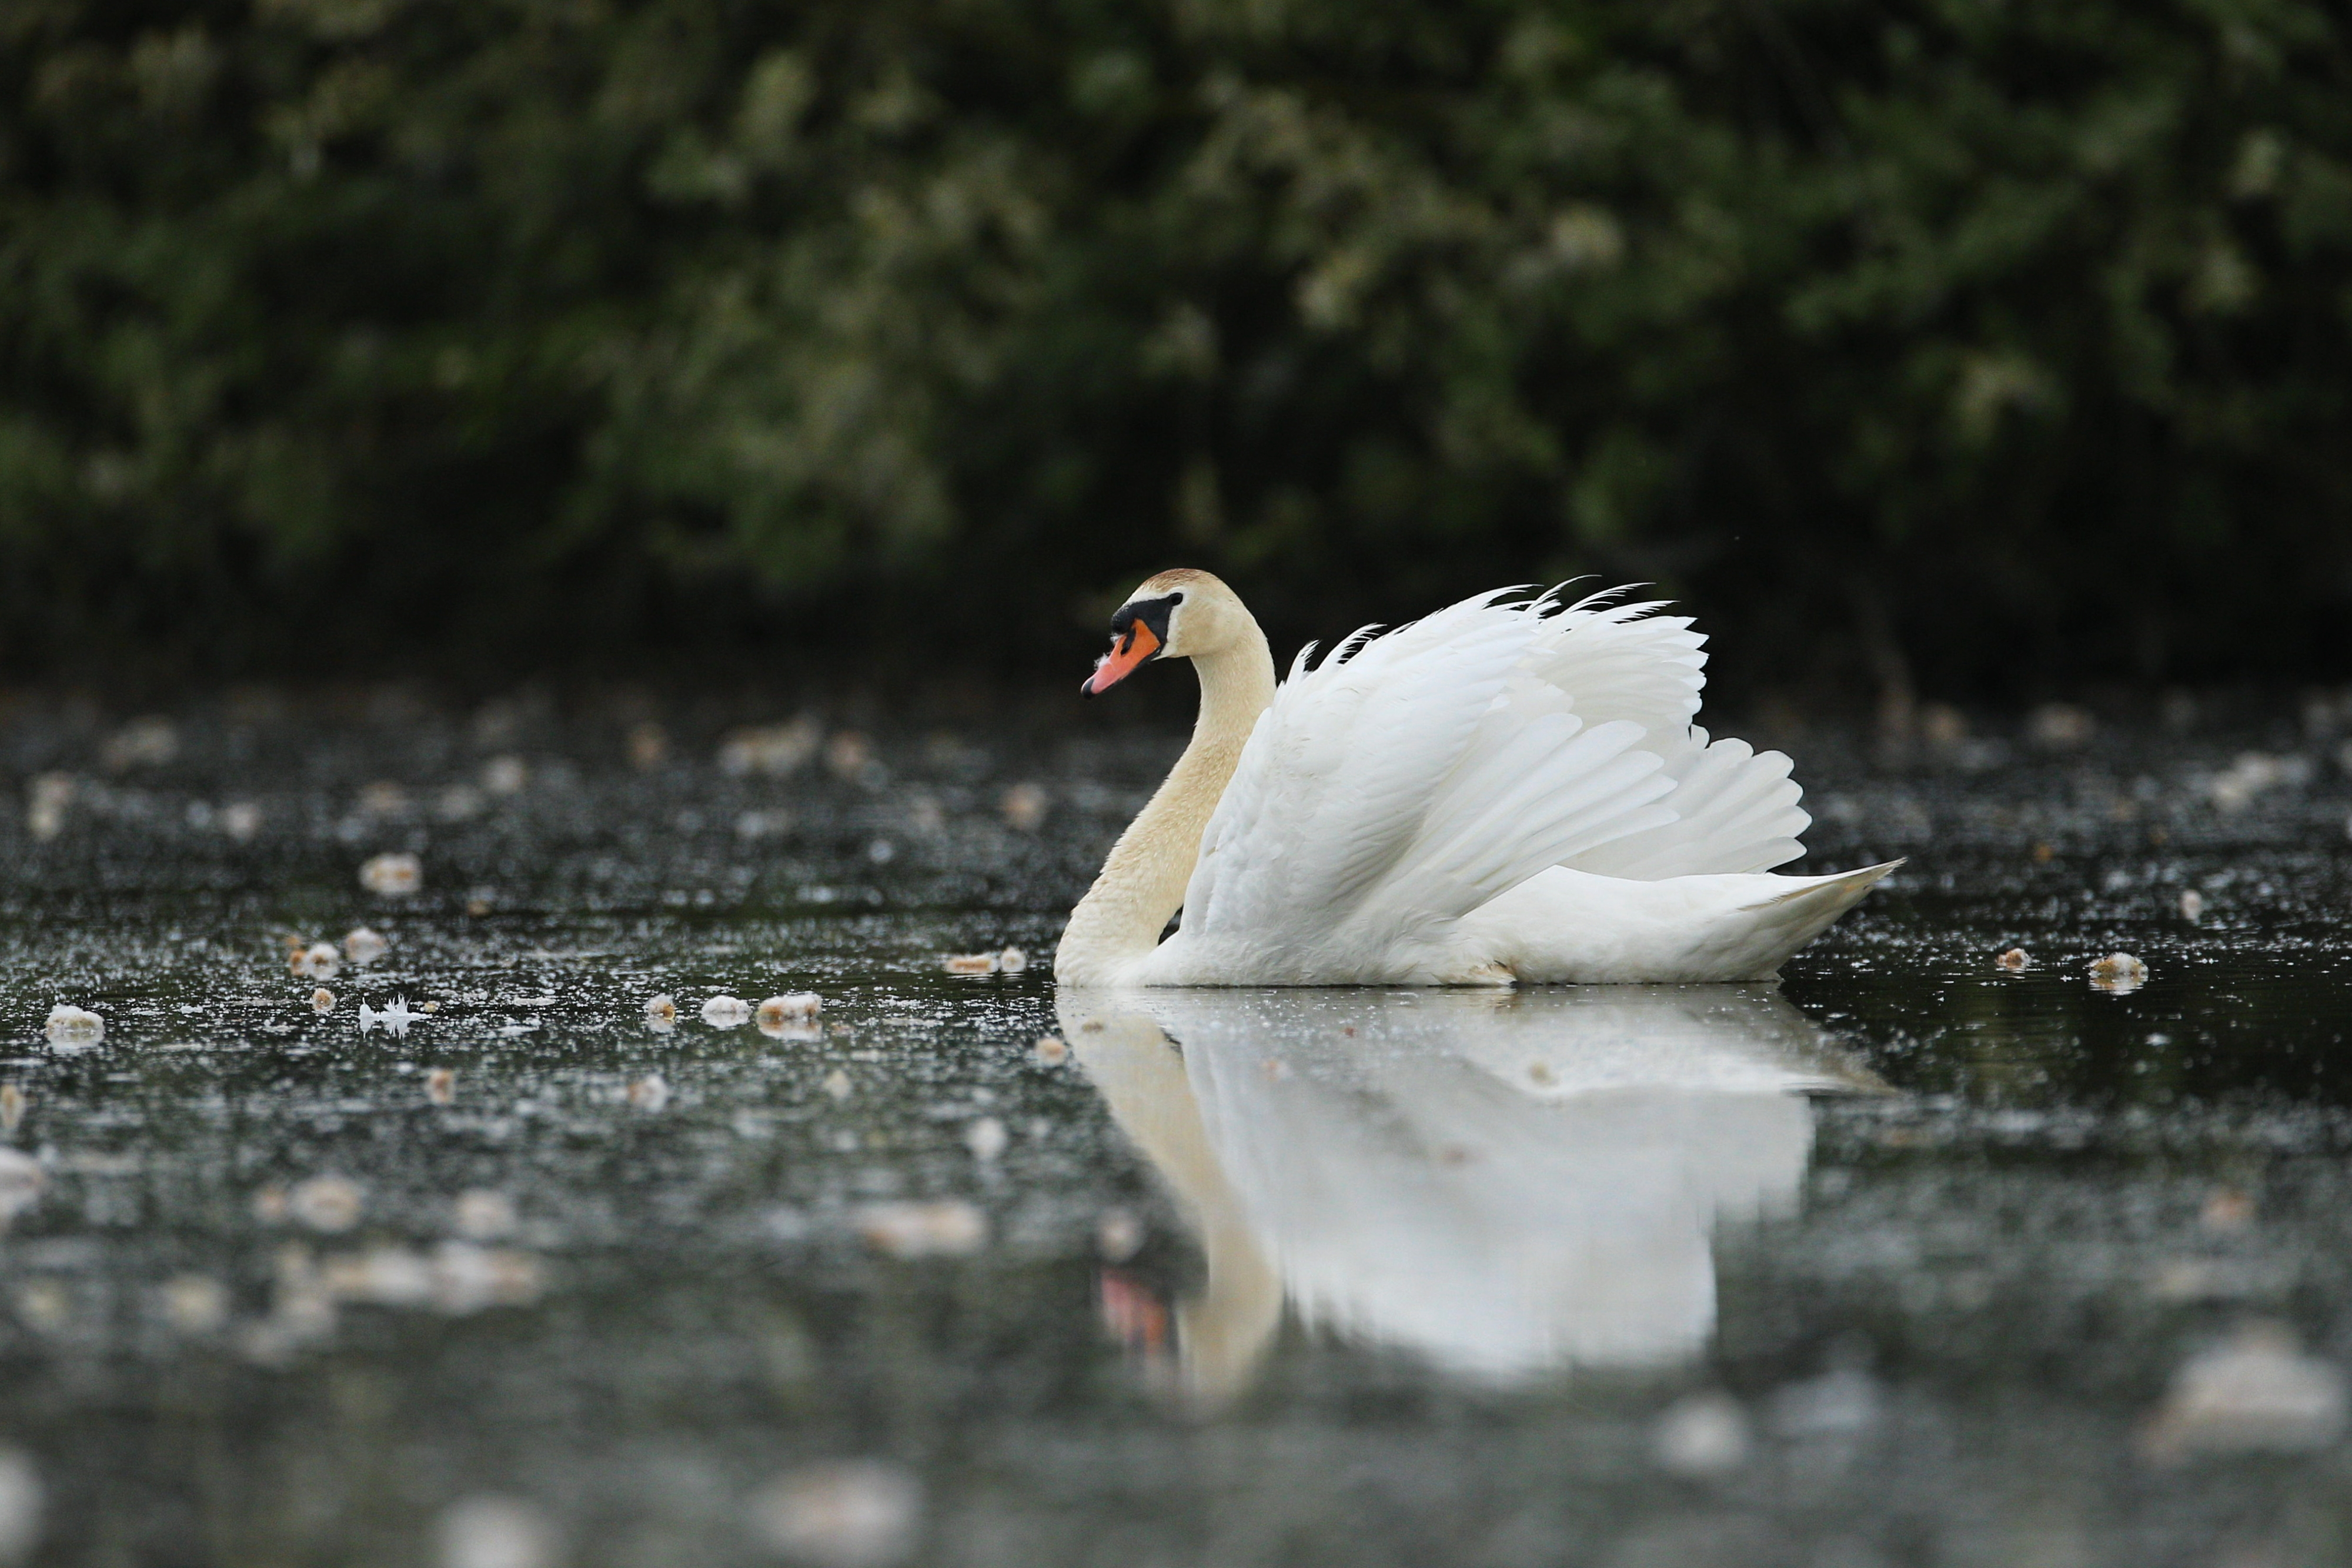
[1056,569,1896,986]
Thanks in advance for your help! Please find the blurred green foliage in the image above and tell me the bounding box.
[3,0,2349,695]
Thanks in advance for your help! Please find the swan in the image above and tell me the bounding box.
[1055,569,1896,986]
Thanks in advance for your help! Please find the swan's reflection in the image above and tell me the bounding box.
[1058,985,1879,1403]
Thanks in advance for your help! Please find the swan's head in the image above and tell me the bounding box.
[1083,568,1245,696]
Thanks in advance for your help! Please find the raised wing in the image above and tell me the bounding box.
[1174,589,1690,971]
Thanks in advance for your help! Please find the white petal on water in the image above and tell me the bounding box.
[718,719,819,778]
[1767,1366,1881,1439]
[749,1460,921,1568]
[312,988,336,1014]
[1653,1391,1752,1476]
[438,1496,559,1568]
[26,773,74,841]
[42,1005,103,1047]
[426,1068,456,1105]
[430,1241,544,1314]
[644,994,677,1033]
[998,783,1048,831]
[823,1069,852,1102]
[856,1201,986,1259]
[2144,1323,2347,1461]
[359,852,423,896]
[701,995,751,1027]
[0,1085,22,1134]
[481,755,529,797]
[159,1273,229,1335]
[0,1447,41,1565]
[342,926,388,965]
[289,1175,363,1233]
[455,1189,517,1241]
[627,1074,669,1112]
[222,801,262,841]
[292,942,341,980]
[2089,952,2149,994]
[997,947,1027,974]
[2179,888,2205,923]
[963,1117,1008,1162]
[1995,947,2030,971]
[942,953,998,977]
[1032,1036,1067,1065]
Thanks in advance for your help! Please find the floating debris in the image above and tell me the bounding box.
[342,927,388,965]
[1653,1391,1752,1477]
[2090,952,2150,994]
[0,1447,39,1564]
[359,997,420,1038]
[823,1069,852,1102]
[2027,703,2094,749]
[857,1201,986,1260]
[964,1117,1008,1162]
[757,993,822,1034]
[430,1242,544,1313]
[2207,751,2311,813]
[701,995,751,1027]
[1767,1365,1882,1439]
[942,952,999,977]
[357,780,411,818]
[0,1085,22,1134]
[312,988,336,1014]
[2201,1187,2256,1232]
[644,994,677,1032]
[1033,1036,1068,1065]
[321,1246,435,1308]
[42,1005,103,1047]
[736,810,790,841]
[481,755,529,797]
[101,714,178,771]
[436,784,486,823]
[1995,948,2030,971]
[437,1495,559,1568]
[159,1273,229,1335]
[293,942,341,980]
[25,773,72,842]
[221,801,262,841]
[1095,1208,1144,1263]
[627,1074,669,1112]
[289,1175,363,1233]
[998,947,1028,974]
[825,731,873,780]
[2143,1323,2346,1462]
[0,1148,46,1225]
[426,1068,456,1105]
[455,1190,516,1241]
[750,1460,921,1568]
[626,721,669,770]
[2179,888,2205,923]
[999,783,1048,831]
[719,718,820,778]
[758,993,823,1025]
[359,852,423,896]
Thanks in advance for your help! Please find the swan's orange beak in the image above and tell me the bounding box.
[1083,620,1161,697]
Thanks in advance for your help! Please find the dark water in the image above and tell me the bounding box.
[4,698,2351,1567]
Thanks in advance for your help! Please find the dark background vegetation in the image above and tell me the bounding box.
[4,0,2350,708]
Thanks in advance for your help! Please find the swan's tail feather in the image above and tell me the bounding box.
[1734,859,1903,977]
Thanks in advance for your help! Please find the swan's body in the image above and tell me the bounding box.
[1056,569,1894,987]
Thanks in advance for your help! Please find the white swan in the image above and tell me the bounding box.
[1055,569,1896,986]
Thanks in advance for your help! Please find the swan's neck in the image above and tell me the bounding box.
[1056,627,1275,983]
